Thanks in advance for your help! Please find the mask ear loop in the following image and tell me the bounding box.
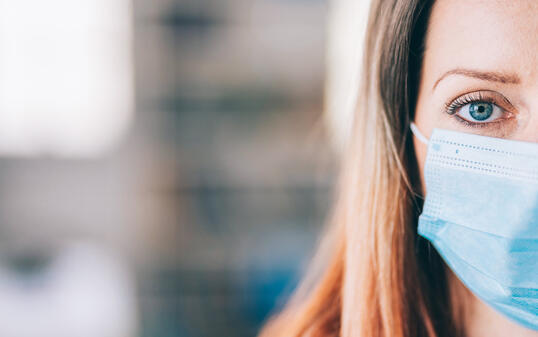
[409,122,429,202]
[410,122,429,145]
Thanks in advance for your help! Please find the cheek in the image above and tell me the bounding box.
[413,137,427,195]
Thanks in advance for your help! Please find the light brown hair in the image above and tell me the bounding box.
[259,1,468,336]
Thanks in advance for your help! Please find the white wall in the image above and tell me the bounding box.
[325,0,372,151]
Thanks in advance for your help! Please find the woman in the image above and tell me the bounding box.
[259,0,538,336]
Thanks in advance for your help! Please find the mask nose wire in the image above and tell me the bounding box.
[410,122,429,145]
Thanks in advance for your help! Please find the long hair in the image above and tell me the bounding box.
[259,1,467,336]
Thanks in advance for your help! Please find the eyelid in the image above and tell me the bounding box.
[444,90,516,116]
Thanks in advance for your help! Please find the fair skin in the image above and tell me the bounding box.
[413,0,538,336]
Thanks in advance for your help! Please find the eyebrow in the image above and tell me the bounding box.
[432,68,521,91]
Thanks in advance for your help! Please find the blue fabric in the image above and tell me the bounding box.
[415,127,538,331]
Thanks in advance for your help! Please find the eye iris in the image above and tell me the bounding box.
[469,102,493,121]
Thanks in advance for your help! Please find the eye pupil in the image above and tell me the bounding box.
[469,102,493,121]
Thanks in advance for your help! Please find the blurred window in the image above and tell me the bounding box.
[0,0,133,158]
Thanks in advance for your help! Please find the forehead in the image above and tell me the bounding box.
[423,0,538,85]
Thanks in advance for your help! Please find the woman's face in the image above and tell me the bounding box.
[414,0,538,188]
[413,0,538,333]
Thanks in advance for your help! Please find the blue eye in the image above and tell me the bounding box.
[469,102,493,120]
[456,101,503,123]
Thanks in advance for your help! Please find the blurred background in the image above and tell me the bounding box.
[0,0,369,336]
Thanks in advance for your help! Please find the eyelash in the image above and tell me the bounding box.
[444,91,512,128]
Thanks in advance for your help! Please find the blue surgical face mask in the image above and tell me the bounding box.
[410,122,538,331]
